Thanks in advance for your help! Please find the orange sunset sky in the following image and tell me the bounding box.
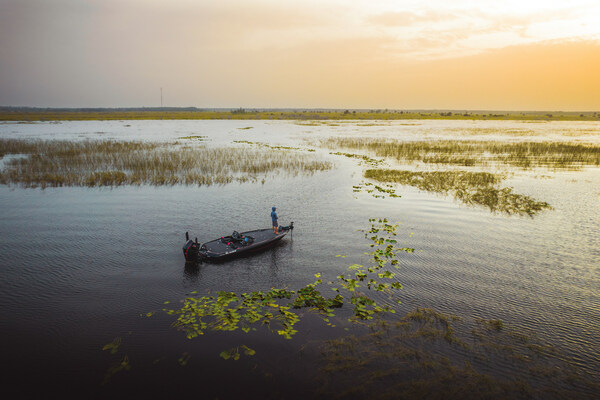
[1,0,599,110]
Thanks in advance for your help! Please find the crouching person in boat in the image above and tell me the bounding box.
[271,206,278,234]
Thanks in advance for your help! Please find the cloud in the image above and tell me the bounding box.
[1,1,599,108]
[367,10,457,27]
[364,6,599,59]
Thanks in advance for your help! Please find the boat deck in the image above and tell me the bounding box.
[202,228,287,255]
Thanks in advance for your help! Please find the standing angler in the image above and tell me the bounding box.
[271,206,279,234]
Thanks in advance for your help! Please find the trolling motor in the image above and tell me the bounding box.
[183,231,200,262]
[279,221,294,232]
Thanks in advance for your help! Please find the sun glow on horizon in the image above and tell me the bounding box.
[1,0,599,109]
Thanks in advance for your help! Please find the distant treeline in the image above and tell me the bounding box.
[1,107,599,121]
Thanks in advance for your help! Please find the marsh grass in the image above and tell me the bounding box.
[317,312,600,400]
[0,139,331,188]
[365,169,551,216]
[325,138,600,170]
[446,127,600,137]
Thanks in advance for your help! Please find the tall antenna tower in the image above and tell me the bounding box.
[160,87,163,108]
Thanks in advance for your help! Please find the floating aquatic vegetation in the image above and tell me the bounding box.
[177,135,207,140]
[0,139,331,188]
[234,140,316,152]
[364,169,551,216]
[324,138,600,170]
[164,288,309,341]
[352,181,401,199]
[152,219,412,357]
[219,345,256,360]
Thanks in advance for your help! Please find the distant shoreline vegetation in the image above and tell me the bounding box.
[1,107,600,121]
[0,139,331,189]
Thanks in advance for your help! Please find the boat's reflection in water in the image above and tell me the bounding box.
[182,237,294,283]
[183,261,202,283]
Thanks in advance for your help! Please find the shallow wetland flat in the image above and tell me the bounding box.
[1,119,599,399]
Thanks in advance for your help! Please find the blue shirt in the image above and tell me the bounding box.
[271,211,278,222]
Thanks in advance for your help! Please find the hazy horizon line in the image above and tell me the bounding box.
[2,106,599,113]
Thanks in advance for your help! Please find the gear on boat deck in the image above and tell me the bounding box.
[183,222,294,262]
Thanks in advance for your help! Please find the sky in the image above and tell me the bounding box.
[1,0,600,110]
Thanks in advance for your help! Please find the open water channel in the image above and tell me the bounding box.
[1,120,598,399]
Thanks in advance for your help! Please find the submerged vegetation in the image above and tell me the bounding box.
[324,138,600,170]
[364,169,551,216]
[318,312,600,399]
[0,139,331,188]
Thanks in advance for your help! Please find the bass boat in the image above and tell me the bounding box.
[183,222,294,262]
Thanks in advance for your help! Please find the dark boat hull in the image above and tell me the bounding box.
[183,223,293,262]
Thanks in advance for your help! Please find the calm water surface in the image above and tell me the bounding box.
[1,120,599,398]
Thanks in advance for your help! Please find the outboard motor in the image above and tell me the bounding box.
[183,232,200,262]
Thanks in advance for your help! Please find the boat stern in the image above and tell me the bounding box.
[183,232,200,262]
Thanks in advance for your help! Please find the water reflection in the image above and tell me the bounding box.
[269,247,280,275]
[183,262,201,283]
[180,238,295,285]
